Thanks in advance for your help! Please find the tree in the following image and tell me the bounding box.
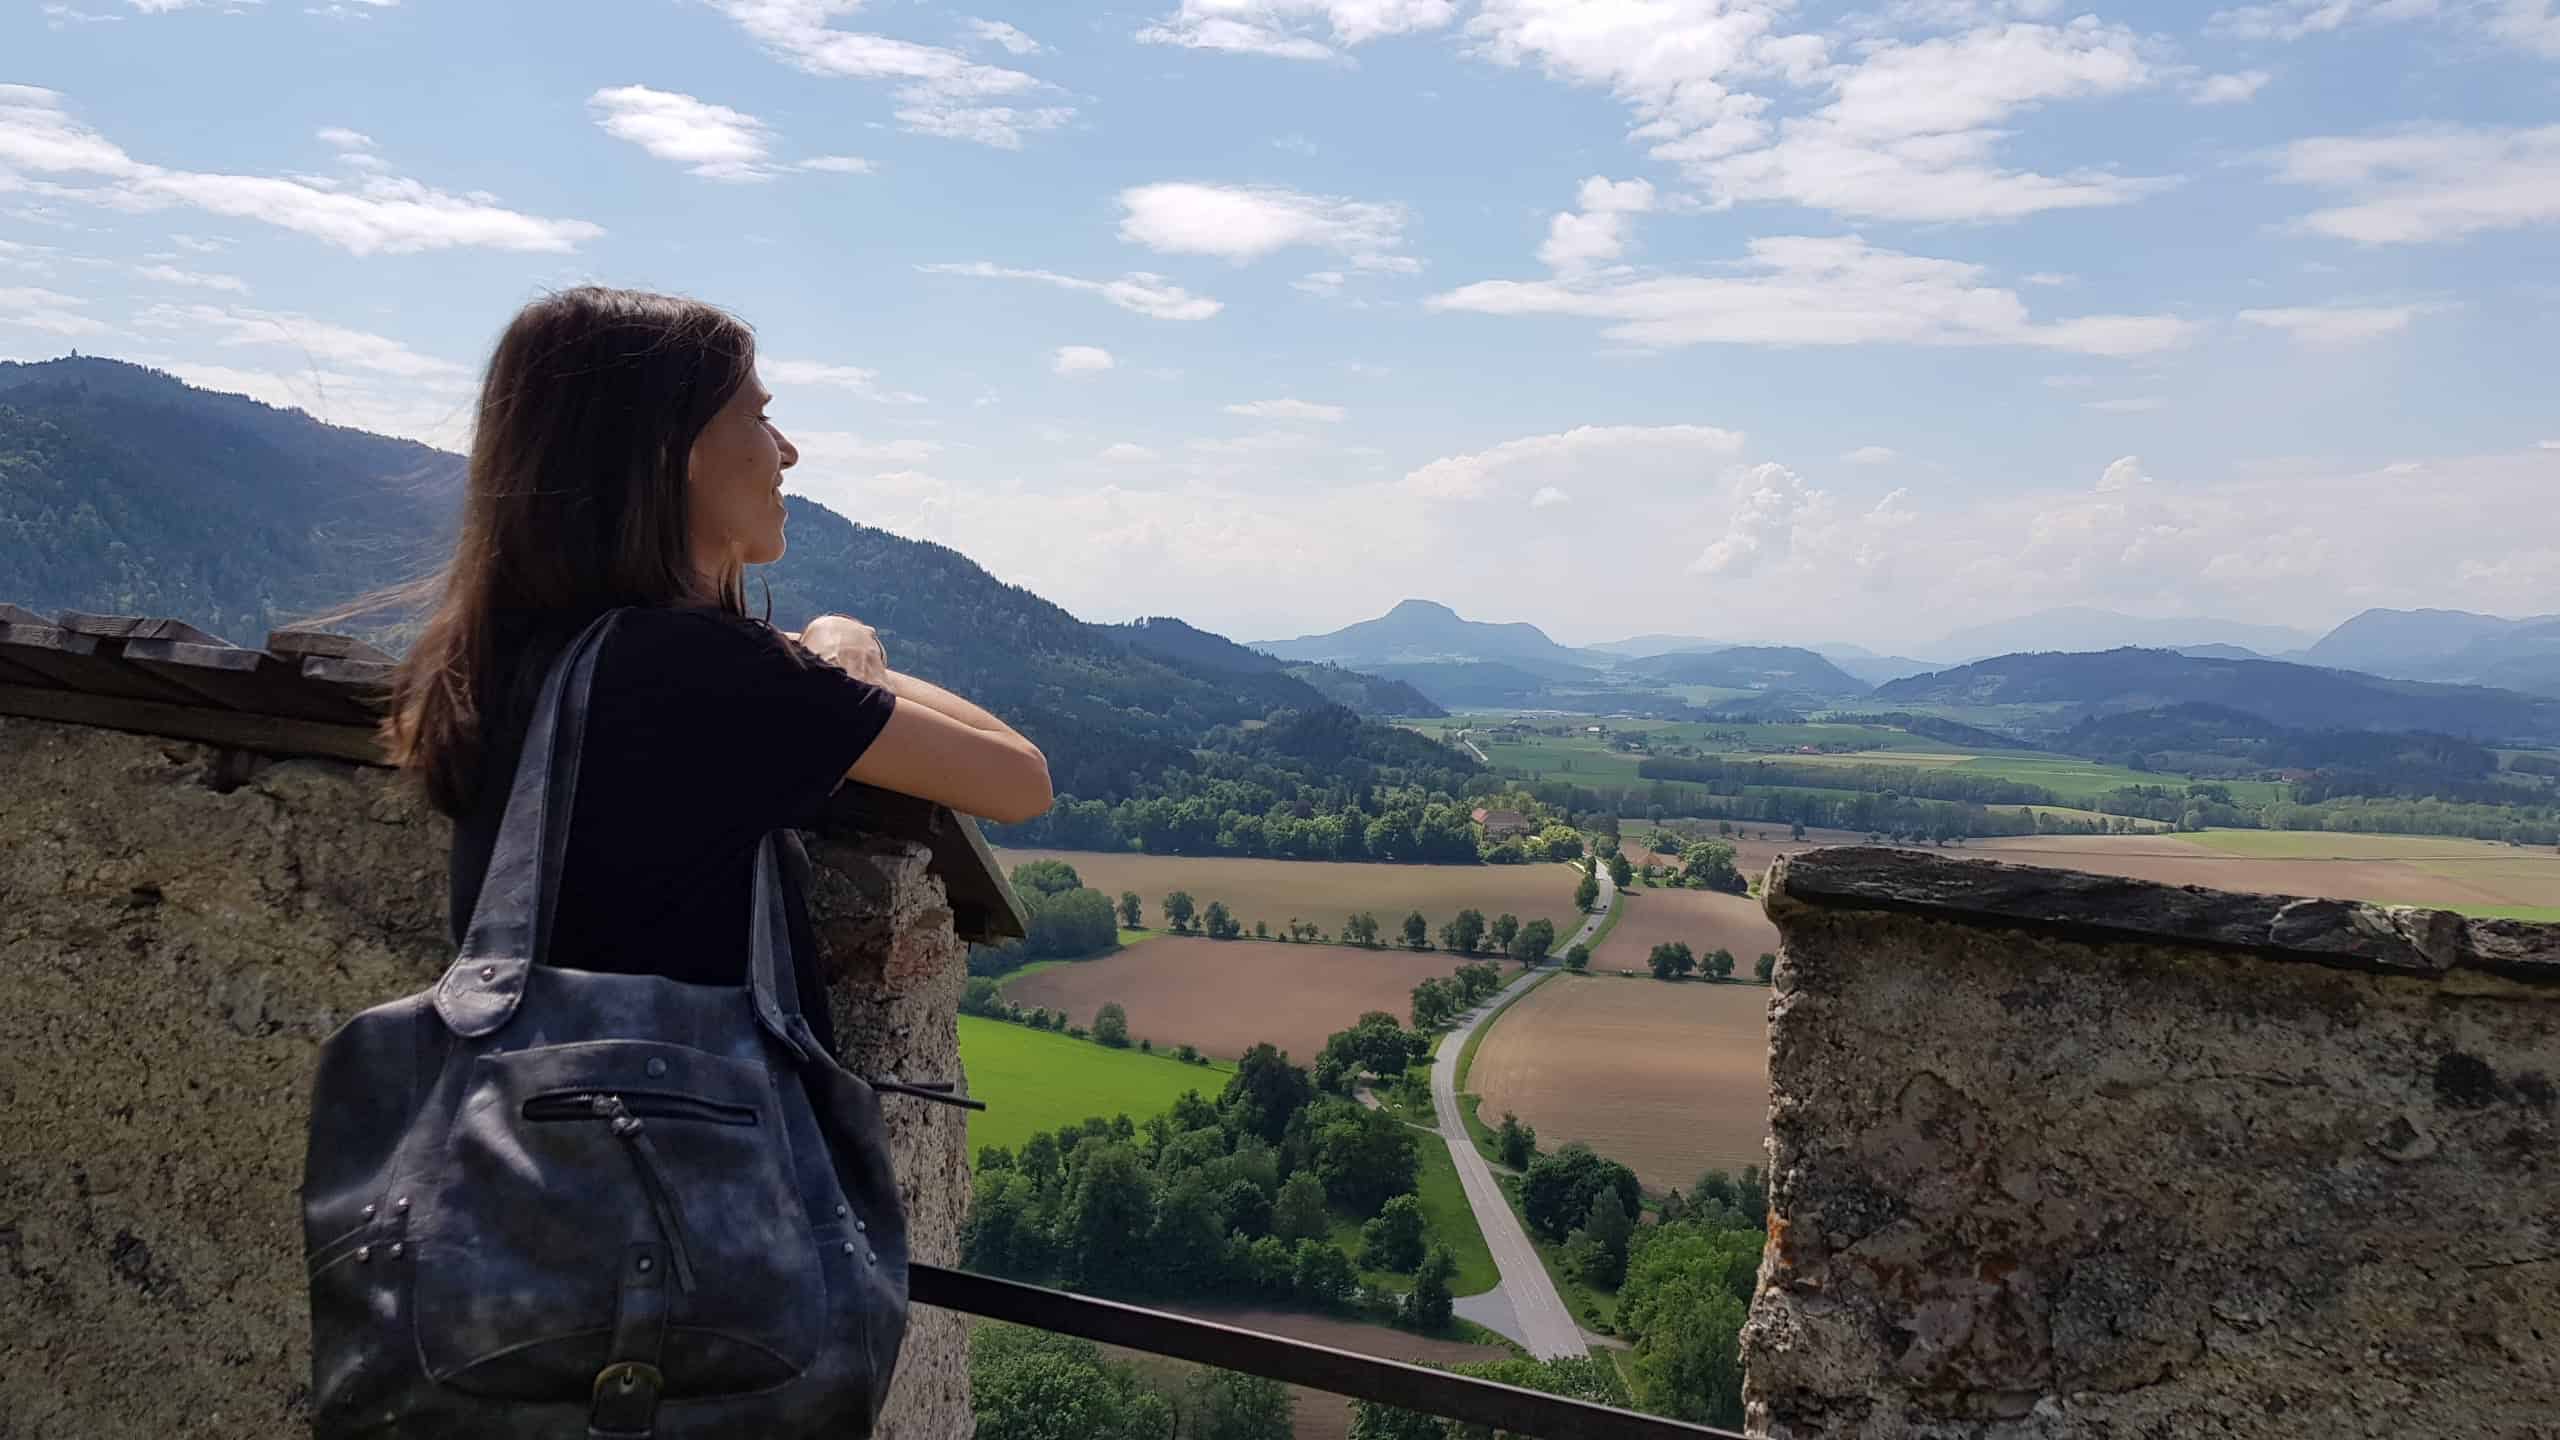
[1204,900,1240,939]
[1754,951,1777,983]
[1272,1171,1330,1243]
[1092,1001,1132,1049]
[1010,859,1085,899]
[1453,962,1502,1003]
[1291,1238,1357,1307]
[1187,1369,1293,1440]
[1311,1100,1422,1214]
[1618,1227,1757,1429]
[1491,913,1520,950]
[1567,1187,1634,1287]
[1347,1398,1445,1440]
[1358,1193,1427,1271]
[1118,890,1143,928]
[1564,943,1590,973]
[1164,890,1196,933]
[1607,852,1633,888]
[1221,1043,1314,1144]
[1496,1111,1536,1169]
[1678,840,1745,894]
[1647,941,1696,981]
[1060,1143,1156,1291]
[1409,977,1457,1031]
[1405,1244,1455,1330]
[1702,947,1735,981]
[1509,917,1556,967]
[1574,868,1600,911]
[971,1325,1176,1440]
[1520,1143,1640,1243]
[1790,820,1807,841]
[1441,908,1486,955]
[1402,910,1429,949]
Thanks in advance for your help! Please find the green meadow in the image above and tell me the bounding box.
[958,1015,1231,1157]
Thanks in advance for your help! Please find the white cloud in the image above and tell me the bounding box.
[2207,0,2479,44]
[315,127,374,151]
[709,0,1071,149]
[1118,182,1414,270]
[1225,397,1346,422]
[2540,439,2560,450]
[1691,462,1816,576]
[1430,235,2195,354]
[0,285,106,335]
[797,154,874,173]
[2237,303,2428,345]
[1468,6,2169,224]
[2192,70,2271,105]
[133,262,248,293]
[2086,396,2165,412]
[1099,442,1161,462]
[1292,270,1348,297]
[1138,0,1457,60]
[169,233,229,253]
[123,352,471,447]
[2273,125,2560,245]
[918,261,1223,320]
[1842,444,1897,464]
[965,17,1041,53]
[791,431,943,468]
[1529,484,1570,508]
[42,5,127,25]
[1053,344,1115,375]
[2491,0,2560,55]
[588,86,780,181]
[132,302,465,378]
[763,358,926,404]
[1538,174,1657,271]
[1404,423,1745,500]
[2096,454,2150,492]
[0,87,600,254]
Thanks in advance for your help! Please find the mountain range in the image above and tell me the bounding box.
[8,354,2557,761]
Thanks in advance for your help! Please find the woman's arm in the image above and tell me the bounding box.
[788,615,1053,822]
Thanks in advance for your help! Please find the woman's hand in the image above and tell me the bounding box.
[793,613,889,687]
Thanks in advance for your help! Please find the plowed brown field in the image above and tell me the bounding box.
[1104,1306,1510,1440]
[1968,832,2560,912]
[996,848,1584,938]
[1588,885,1780,975]
[1002,936,1482,1063]
[1467,973,1770,1194]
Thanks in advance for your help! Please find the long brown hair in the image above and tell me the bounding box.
[321,287,765,817]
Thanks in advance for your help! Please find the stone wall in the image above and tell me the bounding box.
[0,715,975,1438]
[1744,847,2559,1440]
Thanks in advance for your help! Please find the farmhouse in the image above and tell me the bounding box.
[1469,805,1532,839]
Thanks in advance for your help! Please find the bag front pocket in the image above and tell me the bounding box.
[410,1041,823,1399]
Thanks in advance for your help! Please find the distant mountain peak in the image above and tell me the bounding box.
[1385,598,1460,618]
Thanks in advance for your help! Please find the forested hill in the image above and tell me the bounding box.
[0,356,462,643]
[1876,647,2560,743]
[1112,615,1445,718]
[0,355,1471,810]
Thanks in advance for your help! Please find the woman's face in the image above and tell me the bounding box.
[686,366,799,580]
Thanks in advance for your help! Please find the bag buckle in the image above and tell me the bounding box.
[588,1360,664,1438]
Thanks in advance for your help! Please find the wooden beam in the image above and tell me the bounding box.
[120,637,386,725]
[0,683,388,765]
[266,628,396,664]
[0,612,202,704]
[56,611,231,646]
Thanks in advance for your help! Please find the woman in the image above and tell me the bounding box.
[384,285,1052,1048]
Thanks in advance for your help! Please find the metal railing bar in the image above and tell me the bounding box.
[911,1263,1746,1440]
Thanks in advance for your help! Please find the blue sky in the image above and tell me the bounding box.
[4,0,2555,652]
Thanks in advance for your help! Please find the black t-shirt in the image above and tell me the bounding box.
[446,605,898,1052]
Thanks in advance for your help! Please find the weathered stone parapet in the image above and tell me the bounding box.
[1743,846,2559,1440]
[0,715,978,1437]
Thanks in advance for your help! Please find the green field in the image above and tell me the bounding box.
[958,1015,1231,1157]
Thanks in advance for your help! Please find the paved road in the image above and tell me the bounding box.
[1427,858,1614,1359]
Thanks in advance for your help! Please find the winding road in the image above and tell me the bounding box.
[1431,857,1615,1359]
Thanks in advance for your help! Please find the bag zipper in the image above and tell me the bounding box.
[524,1089,757,1126]
[524,1092,705,1293]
